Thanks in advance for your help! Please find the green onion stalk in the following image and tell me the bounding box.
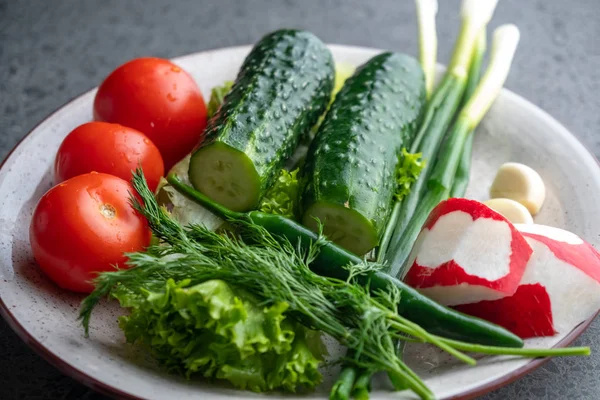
[390,24,521,278]
[378,0,499,269]
[416,0,439,99]
[330,365,357,400]
[450,31,487,198]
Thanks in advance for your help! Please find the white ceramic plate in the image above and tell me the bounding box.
[1,45,599,400]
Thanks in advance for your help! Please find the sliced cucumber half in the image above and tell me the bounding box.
[302,201,379,256]
[189,142,261,212]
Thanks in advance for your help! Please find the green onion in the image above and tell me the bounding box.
[329,366,357,400]
[435,337,590,357]
[450,31,487,198]
[381,0,499,273]
[390,24,521,277]
[396,334,590,357]
[352,370,374,400]
[415,0,439,98]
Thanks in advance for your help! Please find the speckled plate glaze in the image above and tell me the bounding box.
[1,45,599,400]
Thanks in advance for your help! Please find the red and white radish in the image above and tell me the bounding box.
[404,198,533,306]
[455,224,600,338]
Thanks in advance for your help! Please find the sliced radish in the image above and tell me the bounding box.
[483,198,533,224]
[404,198,533,306]
[490,162,546,215]
[455,224,600,338]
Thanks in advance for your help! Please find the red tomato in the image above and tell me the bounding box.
[54,122,165,192]
[93,57,207,170]
[29,173,151,293]
[54,122,165,190]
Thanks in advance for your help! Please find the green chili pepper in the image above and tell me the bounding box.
[166,173,523,348]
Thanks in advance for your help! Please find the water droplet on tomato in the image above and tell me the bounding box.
[150,122,155,128]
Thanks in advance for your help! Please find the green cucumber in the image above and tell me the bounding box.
[189,29,334,211]
[300,52,426,255]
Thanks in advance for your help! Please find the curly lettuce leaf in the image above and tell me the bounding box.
[207,81,234,118]
[394,148,425,201]
[258,168,300,219]
[114,279,323,392]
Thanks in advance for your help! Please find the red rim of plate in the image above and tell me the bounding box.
[0,45,599,400]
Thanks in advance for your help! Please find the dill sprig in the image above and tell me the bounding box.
[79,170,590,400]
[82,170,436,398]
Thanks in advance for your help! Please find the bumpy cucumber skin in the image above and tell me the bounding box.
[192,29,335,199]
[301,52,426,240]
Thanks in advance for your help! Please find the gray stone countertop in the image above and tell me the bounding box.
[1,0,599,398]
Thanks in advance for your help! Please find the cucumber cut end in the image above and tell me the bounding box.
[189,142,261,212]
[302,202,379,256]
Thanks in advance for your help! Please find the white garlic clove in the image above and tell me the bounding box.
[490,162,546,215]
[484,198,534,224]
